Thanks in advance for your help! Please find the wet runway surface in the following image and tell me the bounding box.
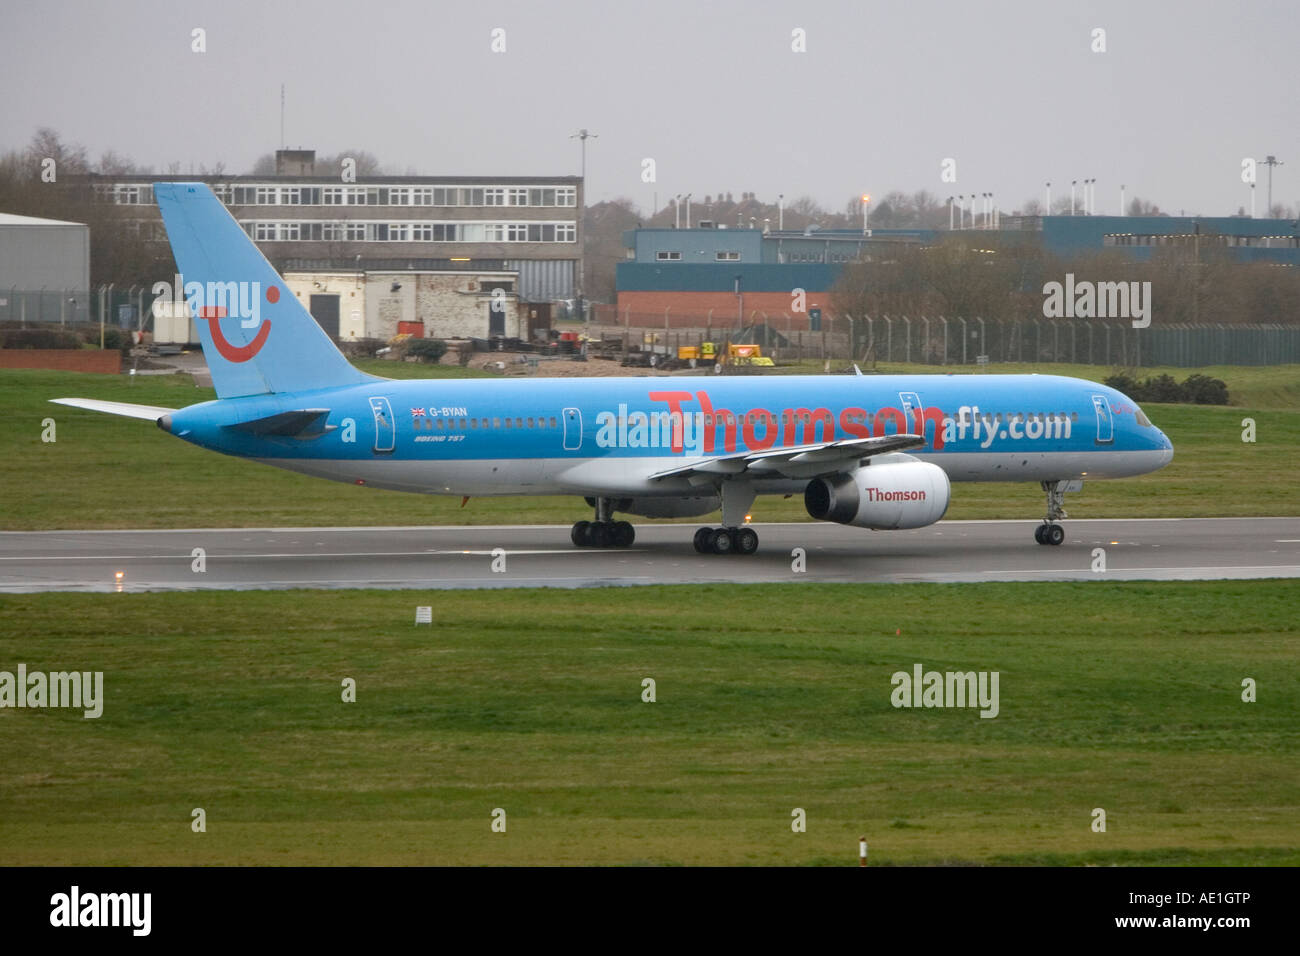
[1,518,1297,592]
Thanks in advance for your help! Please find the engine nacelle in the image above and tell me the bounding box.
[804,461,950,530]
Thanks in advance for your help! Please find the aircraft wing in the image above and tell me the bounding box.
[647,433,926,482]
[50,398,177,421]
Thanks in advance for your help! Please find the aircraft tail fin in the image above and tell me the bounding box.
[153,182,377,399]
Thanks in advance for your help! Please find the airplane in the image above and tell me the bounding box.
[53,182,1174,555]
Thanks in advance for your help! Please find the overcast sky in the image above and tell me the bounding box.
[4,0,1297,217]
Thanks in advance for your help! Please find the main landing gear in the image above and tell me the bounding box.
[571,496,635,548]
[693,525,759,555]
[1034,479,1070,546]
[693,479,759,556]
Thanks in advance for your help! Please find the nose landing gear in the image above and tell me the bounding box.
[1034,479,1074,546]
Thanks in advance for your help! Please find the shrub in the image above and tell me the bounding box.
[1144,374,1184,403]
[404,337,448,363]
[0,328,82,350]
[1103,373,1139,396]
[99,327,135,353]
[1105,370,1230,405]
[340,337,384,358]
[1180,373,1229,405]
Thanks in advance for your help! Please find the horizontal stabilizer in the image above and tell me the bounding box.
[224,408,333,438]
[50,398,177,421]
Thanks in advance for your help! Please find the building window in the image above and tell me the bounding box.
[484,188,505,206]
[716,251,740,261]
[411,224,433,241]
[508,187,528,206]
[345,223,365,241]
[656,251,682,261]
[411,187,433,205]
[323,187,344,205]
[389,188,410,206]
[253,222,276,241]
[556,223,576,242]
[557,187,576,206]
[255,186,278,205]
[388,224,409,241]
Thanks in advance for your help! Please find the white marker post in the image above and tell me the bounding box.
[859,837,868,867]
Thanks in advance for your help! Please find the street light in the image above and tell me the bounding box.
[1263,156,1284,216]
[861,193,871,234]
[778,193,784,230]
[569,128,598,182]
[1071,180,1077,216]
[1045,182,1051,213]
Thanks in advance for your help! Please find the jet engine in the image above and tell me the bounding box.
[804,461,950,530]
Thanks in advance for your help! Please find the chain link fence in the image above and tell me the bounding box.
[591,306,1300,367]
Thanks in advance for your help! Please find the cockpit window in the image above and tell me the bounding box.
[1135,409,1151,427]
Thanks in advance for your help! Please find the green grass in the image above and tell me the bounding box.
[3,363,1297,529]
[0,581,1295,865]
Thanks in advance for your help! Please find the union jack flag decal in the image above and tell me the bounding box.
[411,407,426,417]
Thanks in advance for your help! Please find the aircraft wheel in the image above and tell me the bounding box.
[732,527,759,555]
[590,522,611,548]
[572,521,590,547]
[612,521,635,548]
[709,528,733,555]
[1046,524,1065,546]
[693,527,712,553]
[1034,524,1048,545]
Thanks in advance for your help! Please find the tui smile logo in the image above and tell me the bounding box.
[152,274,276,363]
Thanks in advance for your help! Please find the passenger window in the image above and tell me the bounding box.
[458,418,467,429]
[527,417,535,428]
[493,417,501,429]
[504,418,512,429]
[549,417,557,428]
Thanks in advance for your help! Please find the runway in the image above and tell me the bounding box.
[0,518,1297,593]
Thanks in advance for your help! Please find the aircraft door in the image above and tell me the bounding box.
[562,407,582,451]
[369,396,396,453]
[1091,394,1114,444]
[898,391,922,434]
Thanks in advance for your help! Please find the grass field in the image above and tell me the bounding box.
[0,581,1295,865]
[3,362,1296,530]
